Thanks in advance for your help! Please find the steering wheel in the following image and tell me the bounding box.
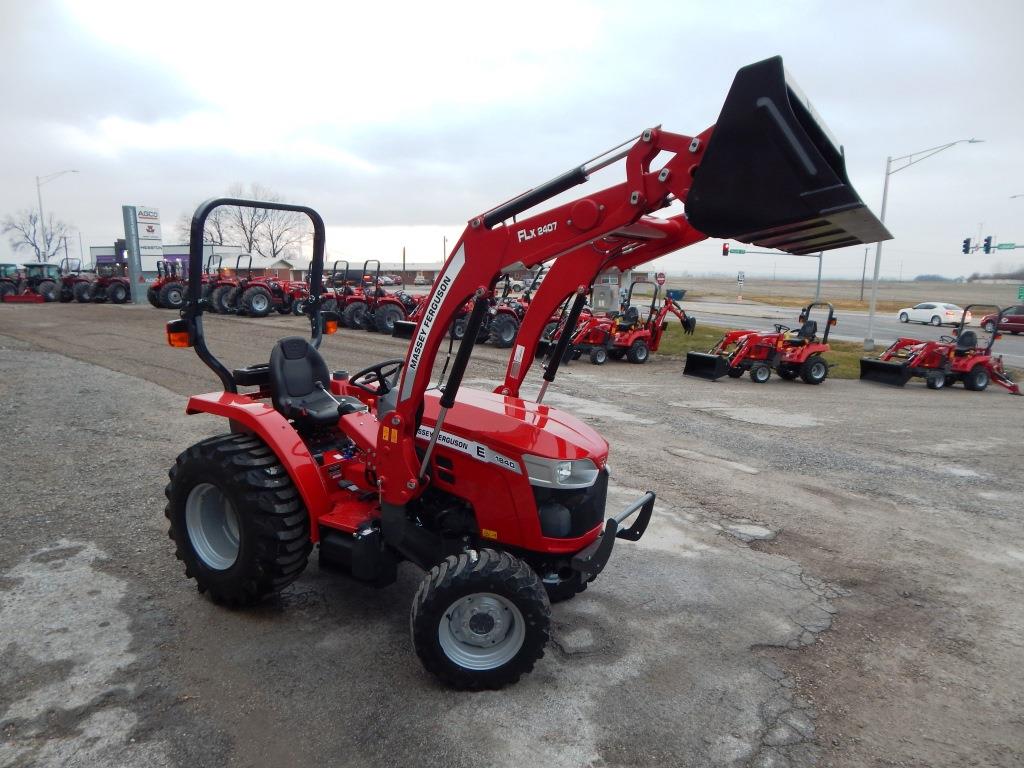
[774,324,791,334]
[939,335,956,343]
[349,359,405,395]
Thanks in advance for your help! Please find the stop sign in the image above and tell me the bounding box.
[655,272,666,286]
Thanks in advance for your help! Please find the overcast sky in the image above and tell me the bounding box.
[2,0,1022,279]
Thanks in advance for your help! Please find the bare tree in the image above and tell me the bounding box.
[223,182,270,253]
[258,206,308,260]
[2,209,71,262]
[175,206,229,245]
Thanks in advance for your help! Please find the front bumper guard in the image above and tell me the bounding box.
[570,491,655,579]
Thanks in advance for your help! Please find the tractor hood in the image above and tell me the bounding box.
[421,388,609,469]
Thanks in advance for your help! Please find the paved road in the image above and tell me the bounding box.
[688,300,1024,367]
[1,302,1022,768]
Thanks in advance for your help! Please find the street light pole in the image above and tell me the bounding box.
[859,247,869,301]
[35,169,78,261]
[863,139,981,351]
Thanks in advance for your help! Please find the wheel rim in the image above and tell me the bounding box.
[635,344,647,361]
[185,483,240,571]
[167,288,182,305]
[755,367,769,381]
[900,314,908,322]
[811,362,826,380]
[437,592,526,670]
[501,322,516,343]
[252,293,269,312]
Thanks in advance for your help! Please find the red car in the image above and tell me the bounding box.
[980,305,1024,334]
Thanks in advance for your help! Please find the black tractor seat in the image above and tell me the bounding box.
[784,320,817,345]
[615,305,640,329]
[954,330,978,355]
[269,337,367,428]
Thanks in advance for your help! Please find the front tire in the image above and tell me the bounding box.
[982,321,996,333]
[899,312,909,323]
[108,282,129,304]
[342,301,368,329]
[159,281,186,310]
[589,347,608,365]
[926,371,946,390]
[210,285,232,314]
[164,433,311,606]
[750,364,772,383]
[37,279,58,302]
[410,549,550,690]
[74,281,93,303]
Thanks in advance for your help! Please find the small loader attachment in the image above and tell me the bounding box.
[686,56,892,255]
[683,352,730,380]
[858,358,912,387]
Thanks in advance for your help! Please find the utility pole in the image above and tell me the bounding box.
[860,246,869,301]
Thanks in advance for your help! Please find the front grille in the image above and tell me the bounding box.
[533,469,608,538]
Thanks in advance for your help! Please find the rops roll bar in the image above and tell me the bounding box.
[179,198,326,393]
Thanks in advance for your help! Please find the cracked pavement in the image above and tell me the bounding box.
[1,302,1023,767]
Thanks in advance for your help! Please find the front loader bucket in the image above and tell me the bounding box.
[684,352,730,380]
[686,56,892,255]
[859,358,912,387]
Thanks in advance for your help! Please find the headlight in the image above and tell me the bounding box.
[522,455,599,489]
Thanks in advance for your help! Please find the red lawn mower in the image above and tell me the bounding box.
[860,304,1020,394]
[567,280,696,365]
[161,56,889,689]
[685,302,837,384]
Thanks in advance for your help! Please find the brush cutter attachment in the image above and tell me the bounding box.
[683,352,730,380]
[686,56,892,255]
[858,358,912,387]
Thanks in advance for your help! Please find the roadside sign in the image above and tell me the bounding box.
[1018,285,1024,300]
[730,247,747,254]
[997,243,1016,250]
[655,272,666,286]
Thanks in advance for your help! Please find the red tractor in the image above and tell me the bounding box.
[84,262,132,304]
[860,304,1021,394]
[57,257,91,303]
[208,255,251,314]
[340,259,425,334]
[446,272,542,345]
[237,271,310,317]
[685,302,837,384]
[161,56,889,689]
[148,260,187,309]
[0,263,19,301]
[566,280,696,365]
[1,262,62,302]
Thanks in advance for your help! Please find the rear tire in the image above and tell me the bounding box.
[374,304,405,334]
[799,355,828,385]
[164,433,311,606]
[930,315,942,327]
[60,285,74,302]
[321,296,338,313]
[750,364,772,383]
[962,366,990,392]
[147,286,160,307]
[241,286,273,317]
[210,285,232,314]
[982,321,996,333]
[410,549,550,690]
[37,279,58,302]
[626,339,649,364]
[107,282,129,304]
[0,283,15,301]
[74,282,93,303]
[159,281,186,310]
[342,301,367,329]
[589,347,608,365]
[450,317,467,340]
[488,314,519,348]
[225,286,243,313]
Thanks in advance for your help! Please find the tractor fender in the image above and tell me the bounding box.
[185,392,332,541]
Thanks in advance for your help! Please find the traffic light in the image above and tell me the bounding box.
[961,238,971,254]
[722,242,730,256]
[983,236,992,254]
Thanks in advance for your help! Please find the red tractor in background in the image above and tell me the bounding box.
[148,260,187,309]
[446,271,544,346]
[1,262,62,302]
[208,255,251,314]
[860,304,1021,394]
[342,259,425,334]
[0,263,19,301]
[160,56,890,689]
[57,257,91,303]
[238,271,309,317]
[685,302,837,384]
[565,280,696,365]
[84,262,132,304]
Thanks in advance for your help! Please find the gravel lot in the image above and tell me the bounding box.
[1,302,1022,768]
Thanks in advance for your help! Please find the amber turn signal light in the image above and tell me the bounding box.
[324,319,338,335]
[166,319,192,348]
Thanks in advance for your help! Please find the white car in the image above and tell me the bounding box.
[897,302,971,327]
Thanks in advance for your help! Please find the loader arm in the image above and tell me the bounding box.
[497,213,705,396]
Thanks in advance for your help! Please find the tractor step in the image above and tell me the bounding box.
[683,352,730,380]
[859,358,912,386]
